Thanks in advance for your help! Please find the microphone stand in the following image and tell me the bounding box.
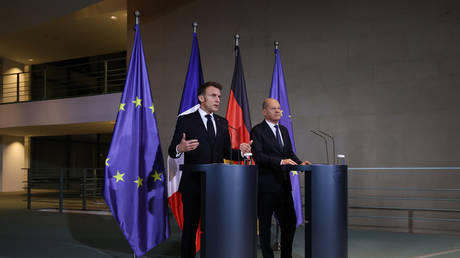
[318,130,335,165]
[228,125,241,163]
[215,117,240,163]
[311,130,329,164]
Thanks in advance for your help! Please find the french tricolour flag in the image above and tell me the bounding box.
[166,29,204,251]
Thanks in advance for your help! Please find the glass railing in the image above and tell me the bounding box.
[1,57,126,104]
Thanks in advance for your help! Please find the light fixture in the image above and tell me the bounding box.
[110,15,118,20]
[28,58,33,62]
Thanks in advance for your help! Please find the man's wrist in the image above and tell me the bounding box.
[175,145,183,158]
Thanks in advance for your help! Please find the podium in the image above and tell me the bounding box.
[287,164,348,258]
[180,164,258,258]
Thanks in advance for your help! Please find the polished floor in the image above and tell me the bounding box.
[1,192,459,258]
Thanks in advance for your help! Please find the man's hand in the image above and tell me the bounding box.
[281,159,298,165]
[177,133,199,153]
[240,140,253,155]
[301,160,312,165]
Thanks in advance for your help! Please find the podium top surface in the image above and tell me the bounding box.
[179,163,346,171]
[179,163,256,171]
[284,164,347,171]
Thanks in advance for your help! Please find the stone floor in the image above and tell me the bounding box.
[1,191,460,258]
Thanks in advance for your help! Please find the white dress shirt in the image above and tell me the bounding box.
[264,119,284,147]
[175,108,217,157]
[198,108,217,135]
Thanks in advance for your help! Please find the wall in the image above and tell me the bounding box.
[0,93,121,129]
[126,0,460,233]
[0,136,25,192]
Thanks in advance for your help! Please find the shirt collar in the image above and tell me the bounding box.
[199,107,213,119]
[265,119,279,128]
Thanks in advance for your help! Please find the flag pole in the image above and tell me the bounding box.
[134,10,140,25]
[132,11,140,258]
[272,39,282,251]
[193,21,198,33]
[234,34,240,56]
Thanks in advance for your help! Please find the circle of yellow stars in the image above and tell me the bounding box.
[108,96,162,188]
[118,96,155,114]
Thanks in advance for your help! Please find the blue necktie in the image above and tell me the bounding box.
[274,125,283,149]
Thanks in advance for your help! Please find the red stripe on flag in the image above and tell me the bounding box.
[226,91,251,149]
[168,192,184,230]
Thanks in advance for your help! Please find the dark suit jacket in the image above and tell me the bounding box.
[168,110,238,192]
[251,120,302,193]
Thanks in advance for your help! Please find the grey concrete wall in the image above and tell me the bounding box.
[0,93,121,128]
[127,0,460,233]
[0,136,25,192]
[128,0,460,166]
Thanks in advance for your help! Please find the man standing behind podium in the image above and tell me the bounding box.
[251,98,311,258]
[168,81,250,258]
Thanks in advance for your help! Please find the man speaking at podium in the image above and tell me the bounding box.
[168,81,251,258]
[251,98,311,258]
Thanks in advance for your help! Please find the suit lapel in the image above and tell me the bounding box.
[262,121,283,152]
[192,111,208,140]
[279,125,289,153]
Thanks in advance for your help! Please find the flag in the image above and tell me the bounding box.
[269,47,303,227]
[103,24,169,257]
[166,29,204,251]
[226,45,251,161]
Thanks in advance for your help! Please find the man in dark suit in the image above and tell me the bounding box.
[168,81,250,258]
[251,98,311,258]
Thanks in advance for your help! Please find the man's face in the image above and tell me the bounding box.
[263,99,282,123]
[199,86,221,113]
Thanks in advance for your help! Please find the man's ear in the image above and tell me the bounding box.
[198,95,204,103]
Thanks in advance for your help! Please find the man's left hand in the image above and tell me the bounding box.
[240,140,253,154]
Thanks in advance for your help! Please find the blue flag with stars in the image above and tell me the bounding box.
[269,47,303,227]
[104,24,169,257]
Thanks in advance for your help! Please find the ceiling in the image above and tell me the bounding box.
[0,0,126,136]
[0,0,127,65]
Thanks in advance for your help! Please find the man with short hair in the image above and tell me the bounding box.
[168,81,250,258]
[250,98,311,258]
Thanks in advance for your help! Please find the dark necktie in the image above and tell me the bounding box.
[274,125,283,149]
[206,114,216,143]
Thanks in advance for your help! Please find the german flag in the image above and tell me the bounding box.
[226,45,251,159]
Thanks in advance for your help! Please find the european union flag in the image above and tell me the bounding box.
[104,24,169,257]
[269,47,303,227]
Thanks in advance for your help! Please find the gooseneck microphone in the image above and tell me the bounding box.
[228,124,242,164]
[215,117,240,163]
[318,130,335,165]
[310,130,329,164]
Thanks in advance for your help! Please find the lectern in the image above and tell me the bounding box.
[180,164,258,258]
[287,164,348,258]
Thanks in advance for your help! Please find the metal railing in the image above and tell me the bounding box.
[1,58,126,104]
[348,167,460,234]
[25,168,106,212]
[24,166,460,235]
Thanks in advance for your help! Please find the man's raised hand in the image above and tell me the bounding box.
[177,133,199,153]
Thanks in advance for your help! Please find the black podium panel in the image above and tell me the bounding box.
[181,164,258,258]
[287,164,348,258]
[310,164,347,258]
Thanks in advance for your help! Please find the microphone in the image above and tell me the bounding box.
[214,117,239,163]
[318,130,335,165]
[228,124,241,164]
[310,130,329,164]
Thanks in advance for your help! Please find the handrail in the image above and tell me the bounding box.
[348,167,460,234]
[25,168,107,212]
[1,57,126,104]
